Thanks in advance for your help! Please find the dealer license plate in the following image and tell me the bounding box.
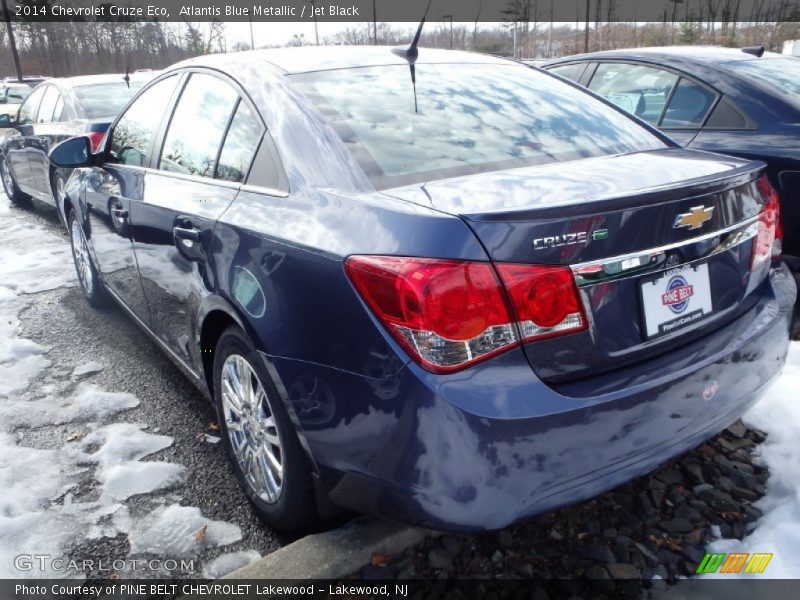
[641,263,713,338]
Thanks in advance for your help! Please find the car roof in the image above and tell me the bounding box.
[546,45,785,66]
[45,72,159,89]
[173,45,514,75]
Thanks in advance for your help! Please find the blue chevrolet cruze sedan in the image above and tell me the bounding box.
[49,47,796,531]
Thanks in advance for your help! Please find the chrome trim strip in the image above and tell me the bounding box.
[571,215,759,287]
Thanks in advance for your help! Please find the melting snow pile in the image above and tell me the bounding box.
[707,341,800,578]
[0,195,253,579]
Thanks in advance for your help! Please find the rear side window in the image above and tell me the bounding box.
[588,63,679,125]
[36,86,60,123]
[159,73,238,178]
[52,95,64,121]
[17,85,45,125]
[110,75,180,167]
[74,82,145,120]
[548,63,584,81]
[291,63,664,189]
[704,97,753,130]
[215,101,262,183]
[661,79,717,128]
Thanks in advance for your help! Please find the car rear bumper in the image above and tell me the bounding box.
[264,264,796,531]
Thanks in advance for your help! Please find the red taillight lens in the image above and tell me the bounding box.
[345,256,587,372]
[752,175,782,269]
[87,131,106,153]
[345,256,518,372]
[495,263,587,342]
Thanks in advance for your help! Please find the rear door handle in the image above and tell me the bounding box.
[111,208,128,221]
[174,226,201,244]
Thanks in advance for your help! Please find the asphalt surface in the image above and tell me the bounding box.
[7,198,291,577]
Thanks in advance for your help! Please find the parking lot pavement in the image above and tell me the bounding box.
[0,197,287,579]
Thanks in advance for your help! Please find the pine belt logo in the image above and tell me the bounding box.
[696,552,773,574]
[662,274,694,314]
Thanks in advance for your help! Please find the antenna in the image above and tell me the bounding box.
[741,45,765,57]
[391,0,432,62]
[390,0,433,113]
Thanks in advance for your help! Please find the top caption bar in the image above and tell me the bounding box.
[5,0,800,23]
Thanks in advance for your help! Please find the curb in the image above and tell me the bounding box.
[222,517,432,580]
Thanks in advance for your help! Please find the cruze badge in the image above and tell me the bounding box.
[674,206,714,231]
[533,232,588,250]
[532,229,608,250]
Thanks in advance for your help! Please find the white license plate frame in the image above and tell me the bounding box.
[640,263,714,339]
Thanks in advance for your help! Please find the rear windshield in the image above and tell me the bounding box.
[290,63,665,189]
[74,81,145,119]
[723,58,800,110]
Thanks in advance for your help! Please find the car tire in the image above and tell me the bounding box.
[213,326,317,532]
[0,154,31,206]
[68,211,109,308]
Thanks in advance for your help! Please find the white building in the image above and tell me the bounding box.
[782,40,800,56]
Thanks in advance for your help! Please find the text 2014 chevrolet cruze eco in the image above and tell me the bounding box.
[49,46,796,531]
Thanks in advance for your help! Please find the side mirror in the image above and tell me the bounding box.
[50,135,93,168]
[0,113,12,127]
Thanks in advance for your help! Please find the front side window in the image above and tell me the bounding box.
[548,63,585,81]
[159,73,238,178]
[110,75,180,167]
[588,63,679,125]
[291,63,665,189]
[215,101,262,183]
[17,85,46,125]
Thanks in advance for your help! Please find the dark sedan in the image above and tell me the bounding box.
[0,72,155,224]
[49,47,795,531]
[541,47,800,267]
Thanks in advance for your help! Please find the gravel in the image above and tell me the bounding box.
[350,421,770,595]
[6,201,287,577]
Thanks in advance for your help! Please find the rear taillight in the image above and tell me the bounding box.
[87,131,106,153]
[495,264,588,342]
[345,256,586,373]
[751,175,782,269]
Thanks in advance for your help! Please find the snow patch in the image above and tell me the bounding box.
[0,384,139,431]
[707,342,800,578]
[72,361,104,378]
[201,550,261,579]
[100,462,185,501]
[128,505,243,558]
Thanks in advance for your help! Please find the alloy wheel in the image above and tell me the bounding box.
[220,354,284,503]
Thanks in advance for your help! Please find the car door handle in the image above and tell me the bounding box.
[174,226,201,244]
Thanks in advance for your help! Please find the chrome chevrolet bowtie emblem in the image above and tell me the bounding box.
[674,206,714,230]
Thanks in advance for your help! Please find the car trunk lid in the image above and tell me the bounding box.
[383,149,771,382]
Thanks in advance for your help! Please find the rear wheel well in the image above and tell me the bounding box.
[200,310,238,393]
